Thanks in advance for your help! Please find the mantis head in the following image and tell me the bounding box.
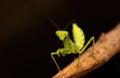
[56,31,68,41]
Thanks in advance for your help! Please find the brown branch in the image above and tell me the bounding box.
[53,23,120,78]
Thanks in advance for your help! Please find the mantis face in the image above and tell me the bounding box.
[56,31,68,41]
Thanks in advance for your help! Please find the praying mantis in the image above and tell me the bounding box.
[48,17,95,72]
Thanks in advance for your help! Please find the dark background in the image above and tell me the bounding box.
[0,0,120,78]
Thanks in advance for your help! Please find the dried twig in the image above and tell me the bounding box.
[53,23,120,78]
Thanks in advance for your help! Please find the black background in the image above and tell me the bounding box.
[0,0,120,78]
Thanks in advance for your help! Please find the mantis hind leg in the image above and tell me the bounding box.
[51,52,60,71]
[78,36,95,64]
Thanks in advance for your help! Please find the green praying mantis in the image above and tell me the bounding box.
[48,17,95,72]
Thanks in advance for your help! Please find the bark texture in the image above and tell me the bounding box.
[53,23,120,78]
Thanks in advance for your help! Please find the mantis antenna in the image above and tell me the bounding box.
[46,15,76,30]
[45,15,61,30]
[63,18,77,30]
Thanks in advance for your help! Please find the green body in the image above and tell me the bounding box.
[51,23,95,71]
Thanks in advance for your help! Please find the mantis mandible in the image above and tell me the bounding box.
[48,17,95,72]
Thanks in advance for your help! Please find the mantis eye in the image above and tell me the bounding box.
[56,31,68,41]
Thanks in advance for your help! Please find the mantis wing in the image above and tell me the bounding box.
[72,23,85,50]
